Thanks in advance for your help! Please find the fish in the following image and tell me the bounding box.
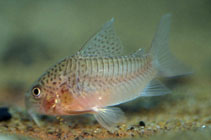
[25,14,188,131]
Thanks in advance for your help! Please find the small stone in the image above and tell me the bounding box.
[94,128,101,133]
[140,126,145,129]
[139,129,145,135]
[130,126,134,130]
[147,127,152,130]
[131,133,135,137]
[0,107,12,121]
[139,121,145,127]
[201,125,206,128]
[157,121,165,129]
[205,119,211,124]
[156,125,160,129]
[27,126,34,131]
[74,137,80,140]
[83,132,89,136]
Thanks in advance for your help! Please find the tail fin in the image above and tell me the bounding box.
[150,14,191,77]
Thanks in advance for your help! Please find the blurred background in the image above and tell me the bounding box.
[0,0,210,114]
[0,0,210,139]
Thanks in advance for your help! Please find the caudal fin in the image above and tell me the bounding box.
[150,14,191,77]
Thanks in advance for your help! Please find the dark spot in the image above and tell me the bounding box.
[83,132,89,136]
[27,126,34,131]
[68,77,70,81]
[56,132,62,139]
[53,82,57,85]
[3,124,8,128]
[0,107,12,122]
[48,131,54,135]
[74,136,84,140]
[129,126,134,130]
[81,64,85,68]
[139,121,145,127]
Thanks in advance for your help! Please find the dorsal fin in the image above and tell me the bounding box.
[77,18,123,57]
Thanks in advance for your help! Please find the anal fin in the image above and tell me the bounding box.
[141,79,170,96]
[92,107,126,132]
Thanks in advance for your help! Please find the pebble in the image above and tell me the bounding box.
[129,126,134,130]
[139,121,146,127]
[0,107,12,121]
[201,125,206,128]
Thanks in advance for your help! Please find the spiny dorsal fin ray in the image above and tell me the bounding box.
[77,18,124,57]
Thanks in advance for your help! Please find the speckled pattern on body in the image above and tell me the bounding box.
[24,14,181,132]
[0,1,211,139]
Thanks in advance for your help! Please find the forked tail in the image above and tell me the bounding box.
[150,14,191,77]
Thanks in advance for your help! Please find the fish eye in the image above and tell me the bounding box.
[32,87,41,98]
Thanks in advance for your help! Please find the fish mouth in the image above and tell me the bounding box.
[24,91,31,110]
[24,91,40,114]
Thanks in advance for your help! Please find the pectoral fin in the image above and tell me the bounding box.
[92,107,126,132]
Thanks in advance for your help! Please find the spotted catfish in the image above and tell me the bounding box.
[25,14,188,131]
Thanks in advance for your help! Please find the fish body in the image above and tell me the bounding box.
[25,14,188,131]
[33,55,154,115]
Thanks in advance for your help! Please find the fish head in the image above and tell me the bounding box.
[25,58,72,115]
[25,80,46,114]
[25,71,63,115]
